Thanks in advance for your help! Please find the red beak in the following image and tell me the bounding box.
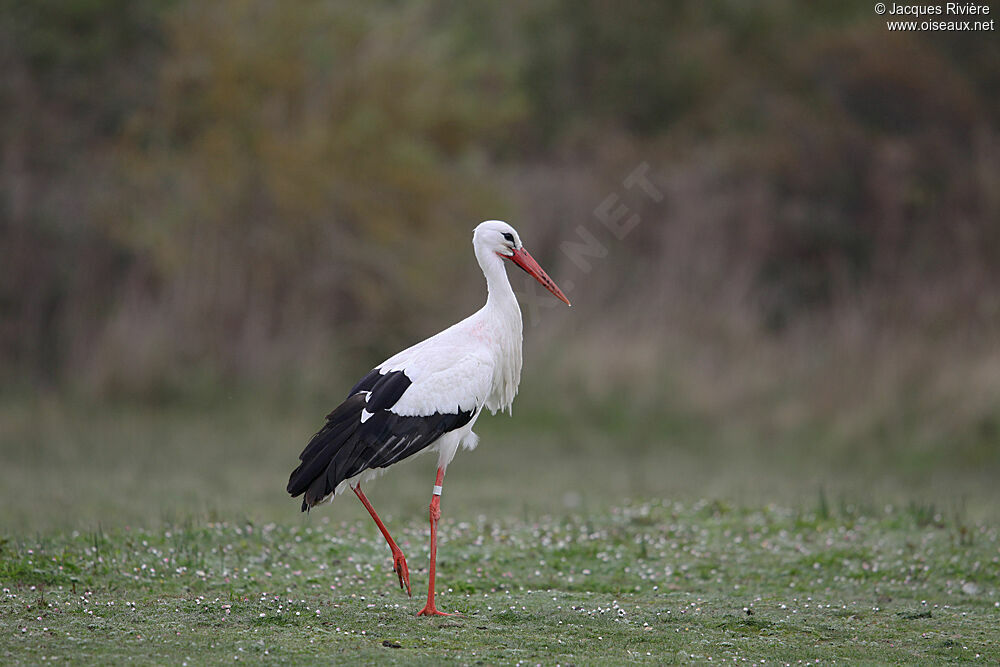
[504,247,572,306]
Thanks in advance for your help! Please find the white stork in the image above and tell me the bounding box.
[287,220,570,616]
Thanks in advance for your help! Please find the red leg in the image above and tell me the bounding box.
[353,484,411,597]
[417,467,455,617]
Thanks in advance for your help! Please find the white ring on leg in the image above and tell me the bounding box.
[432,485,443,496]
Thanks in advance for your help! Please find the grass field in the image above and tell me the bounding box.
[3,500,998,663]
[2,392,999,663]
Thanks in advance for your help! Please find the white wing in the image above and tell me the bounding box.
[377,332,494,416]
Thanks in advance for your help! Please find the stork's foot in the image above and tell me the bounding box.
[416,603,458,617]
[392,548,411,597]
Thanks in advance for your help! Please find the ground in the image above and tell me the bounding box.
[2,500,998,663]
[1,394,998,663]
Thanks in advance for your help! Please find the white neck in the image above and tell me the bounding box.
[476,244,518,311]
[473,242,523,413]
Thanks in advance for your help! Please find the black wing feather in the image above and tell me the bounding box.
[294,394,365,465]
[347,367,383,397]
[366,371,411,411]
[287,369,474,512]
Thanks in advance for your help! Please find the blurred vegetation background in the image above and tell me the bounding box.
[2,0,999,528]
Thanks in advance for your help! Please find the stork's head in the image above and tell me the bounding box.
[473,220,571,306]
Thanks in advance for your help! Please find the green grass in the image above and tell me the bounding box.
[2,501,998,663]
[1,392,999,662]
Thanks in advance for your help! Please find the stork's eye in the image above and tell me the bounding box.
[501,232,515,244]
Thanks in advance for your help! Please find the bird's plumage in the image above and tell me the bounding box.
[285,369,479,510]
[287,220,550,511]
